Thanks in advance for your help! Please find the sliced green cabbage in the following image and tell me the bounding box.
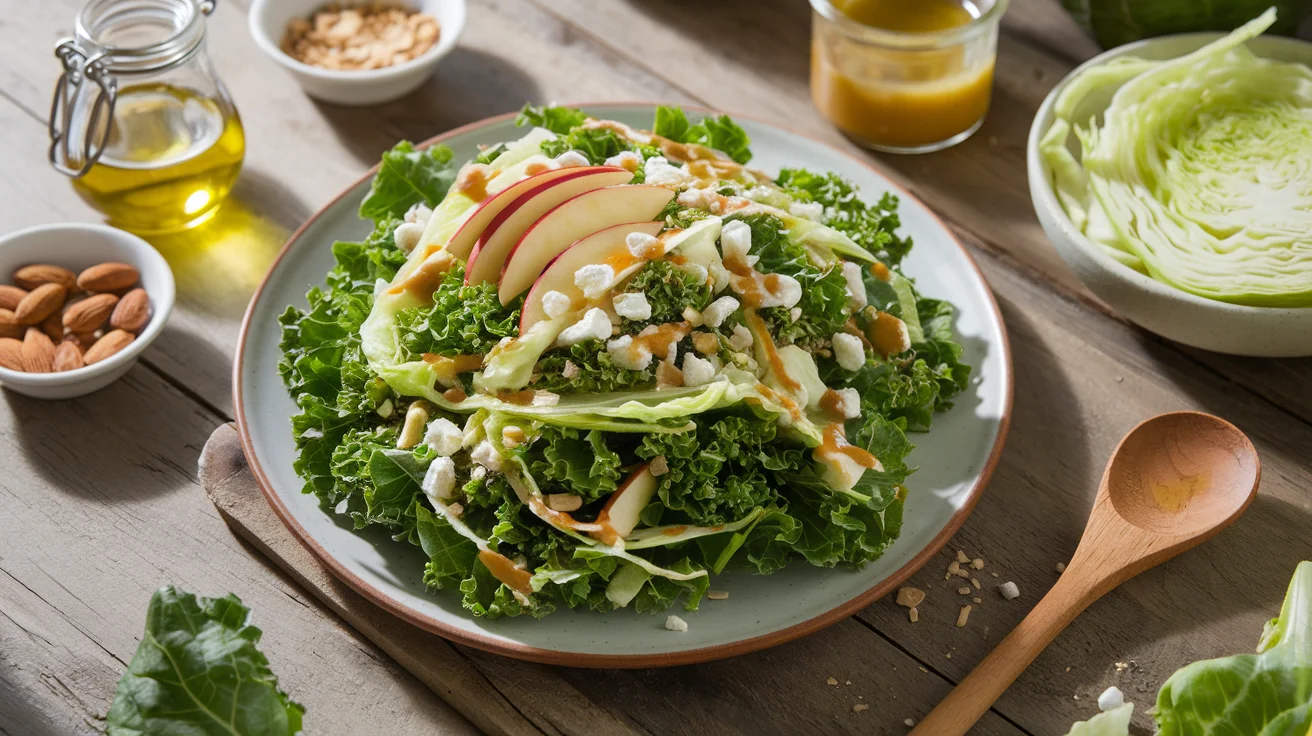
[624,507,767,550]
[1062,704,1133,736]
[1040,10,1312,307]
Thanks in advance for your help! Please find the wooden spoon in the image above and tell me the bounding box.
[911,412,1260,736]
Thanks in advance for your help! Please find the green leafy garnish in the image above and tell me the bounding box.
[359,142,457,223]
[394,263,521,359]
[777,168,912,266]
[653,105,753,164]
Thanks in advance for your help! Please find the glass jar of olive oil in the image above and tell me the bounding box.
[49,0,244,234]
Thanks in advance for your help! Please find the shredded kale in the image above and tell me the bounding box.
[777,168,912,266]
[620,260,713,332]
[533,339,656,393]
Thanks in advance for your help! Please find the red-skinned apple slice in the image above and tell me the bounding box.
[439,165,615,261]
[497,185,675,305]
[592,465,658,546]
[518,221,664,333]
[464,167,633,287]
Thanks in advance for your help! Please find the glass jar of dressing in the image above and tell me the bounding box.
[809,0,1008,154]
[49,0,245,234]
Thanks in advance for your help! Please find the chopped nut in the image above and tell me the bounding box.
[649,455,670,477]
[445,502,463,518]
[1056,561,1067,573]
[991,572,999,578]
[827,677,839,686]
[957,586,971,595]
[895,587,925,608]
[970,558,985,570]
[545,493,582,512]
[691,331,720,355]
[707,590,729,600]
[904,718,915,727]
[956,605,972,627]
[973,597,982,604]
[501,425,526,448]
[971,578,981,590]
[853,704,869,713]
[561,359,580,379]
[282,3,441,72]
[999,581,1020,600]
[1114,661,1129,673]
[947,561,970,578]
[908,606,919,623]
[956,550,970,564]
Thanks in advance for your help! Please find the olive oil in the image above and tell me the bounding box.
[73,83,244,234]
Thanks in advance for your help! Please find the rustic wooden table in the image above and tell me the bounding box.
[3,1,1310,734]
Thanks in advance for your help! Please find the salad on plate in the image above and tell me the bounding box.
[278,105,970,619]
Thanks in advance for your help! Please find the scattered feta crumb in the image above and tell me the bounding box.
[664,615,689,632]
[728,324,754,352]
[1098,686,1125,712]
[574,264,615,299]
[665,339,678,365]
[541,290,572,319]
[999,581,1020,600]
[789,200,825,221]
[789,306,802,323]
[895,587,925,608]
[720,219,752,261]
[606,335,654,371]
[393,222,425,253]
[853,704,869,713]
[603,150,643,172]
[404,201,433,226]
[677,187,721,213]
[423,417,463,457]
[613,292,652,321]
[470,465,487,481]
[832,332,866,371]
[956,605,972,627]
[707,590,729,600]
[470,440,503,473]
[841,261,867,309]
[834,387,861,419]
[649,455,670,476]
[751,273,802,309]
[561,359,580,379]
[682,353,716,386]
[702,295,740,328]
[625,230,660,258]
[1056,561,1067,573]
[709,262,731,293]
[554,150,590,168]
[556,308,611,346]
[421,456,456,504]
[644,156,697,188]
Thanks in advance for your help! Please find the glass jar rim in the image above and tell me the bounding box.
[75,0,209,73]
[808,0,1010,49]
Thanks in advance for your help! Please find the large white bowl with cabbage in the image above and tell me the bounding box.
[1028,12,1312,357]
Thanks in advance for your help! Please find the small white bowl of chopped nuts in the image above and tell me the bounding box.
[0,223,174,400]
[249,0,465,106]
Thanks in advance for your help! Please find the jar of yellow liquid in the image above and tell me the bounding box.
[49,0,244,234]
[809,0,1007,154]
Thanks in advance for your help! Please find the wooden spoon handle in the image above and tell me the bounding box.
[910,571,1103,736]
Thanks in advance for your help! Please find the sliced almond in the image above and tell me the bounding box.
[14,283,65,325]
[896,587,926,608]
[21,328,56,373]
[0,308,21,340]
[53,340,85,372]
[109,288,150,333]
[77,262,139,293]
[83,329,134,365]
[14,264,76,291]
[545,493,582,512]
[0,285,27,311]
[0,337,22,371]
[63,293,119,333]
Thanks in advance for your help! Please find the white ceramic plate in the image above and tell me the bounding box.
[235,104,1012,666]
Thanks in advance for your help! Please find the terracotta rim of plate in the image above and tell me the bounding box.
[233,102,1015,668]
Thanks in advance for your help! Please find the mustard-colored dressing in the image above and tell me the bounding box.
[1151,473,1209,513]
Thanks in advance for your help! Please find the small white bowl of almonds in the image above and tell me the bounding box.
[249,0,465,106]
[0,223,174,400]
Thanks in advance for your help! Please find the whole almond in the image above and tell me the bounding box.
[0,308,21,340]
[40,311,64,341]
[21,328,56,373]
[0,337,22,371]
[0,285,27,311]
[53,340,85,372]
[77,262,139,293]
[109,288,150,333]
[64,292,118,333]
[69,330,98,351]
[84,329,134,365]
[14,264,77,291]
[14,283,66,325]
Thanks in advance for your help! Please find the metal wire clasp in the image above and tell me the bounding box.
[48,39,118,178]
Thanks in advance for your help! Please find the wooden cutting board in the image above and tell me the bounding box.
[198,423,644,736]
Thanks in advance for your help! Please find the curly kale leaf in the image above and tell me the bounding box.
[620,260,713,331]
[534,339,656,393]
[653,105,753,164]
[360,141,457,223]
[516,104,588,134]
[776,168,912,266]
[394,263,521,360]
[527,426,624,502]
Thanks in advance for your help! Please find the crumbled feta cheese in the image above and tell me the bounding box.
[606,335,654,371]
[677,187,721,213]
[603,150,643,172]
[1098,686,1125,712]
[470,465,487,481]
[393,222,425,253]
[841,261,867,309]
[788,307,802,323]
[682,353,716,386]
[421,456,457,503]
[789,200,825,221]
[574,264,615,299]
[742,185,776,202]
[834,387,861,419]
[665,340,678,365]
[376,398,394,419]
[541,290,572,320]
[470,440,503,473]
[664,615,689,632]
[746,254,760,268]
[832,332,866,371]
[680,262,709,285]
[556,308,611,346]
[728,324,753,351]
[720,219,752,261]
[404,201,433,226]
[554,150,590,168]
[768,273,803,309]
[998,581,1020,600]
[709,261,732,293]
[423,417,464,457]
[702,295,740,328]
[612,292,652,321]
[644,156,697,188]
[625,231,661,258]
[561,359,580,379]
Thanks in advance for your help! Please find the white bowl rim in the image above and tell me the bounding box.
[1027,31,1312,317]
[0,222,175,386]
[246,0,467,83]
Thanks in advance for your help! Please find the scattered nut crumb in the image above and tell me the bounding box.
[853,703,870,713]
[947,561,970,578]
[904,718,915,727]
[918,666,928,673]
[945,652,952,659]
[706,590,729,600]
[971,578,981,590]
[281,3,442,72]
[970,558,985,570]
[991,572,999,578]
[1056,561,1067,573]
[908,606,919,623]
[956,550,970,564]
[956,605,972,627]
[973,597,982,604]
[545,493,582,512]
[1066,666,1072,672]
[664,615,688,632]
[957,586,971,595]
[896,587,926,608]
[999,581,1020,600]
[1114,661,1129,673]
[846,680,852,685]
[827,676,839,686]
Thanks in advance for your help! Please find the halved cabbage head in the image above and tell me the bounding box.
[1040,9,1312,308]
